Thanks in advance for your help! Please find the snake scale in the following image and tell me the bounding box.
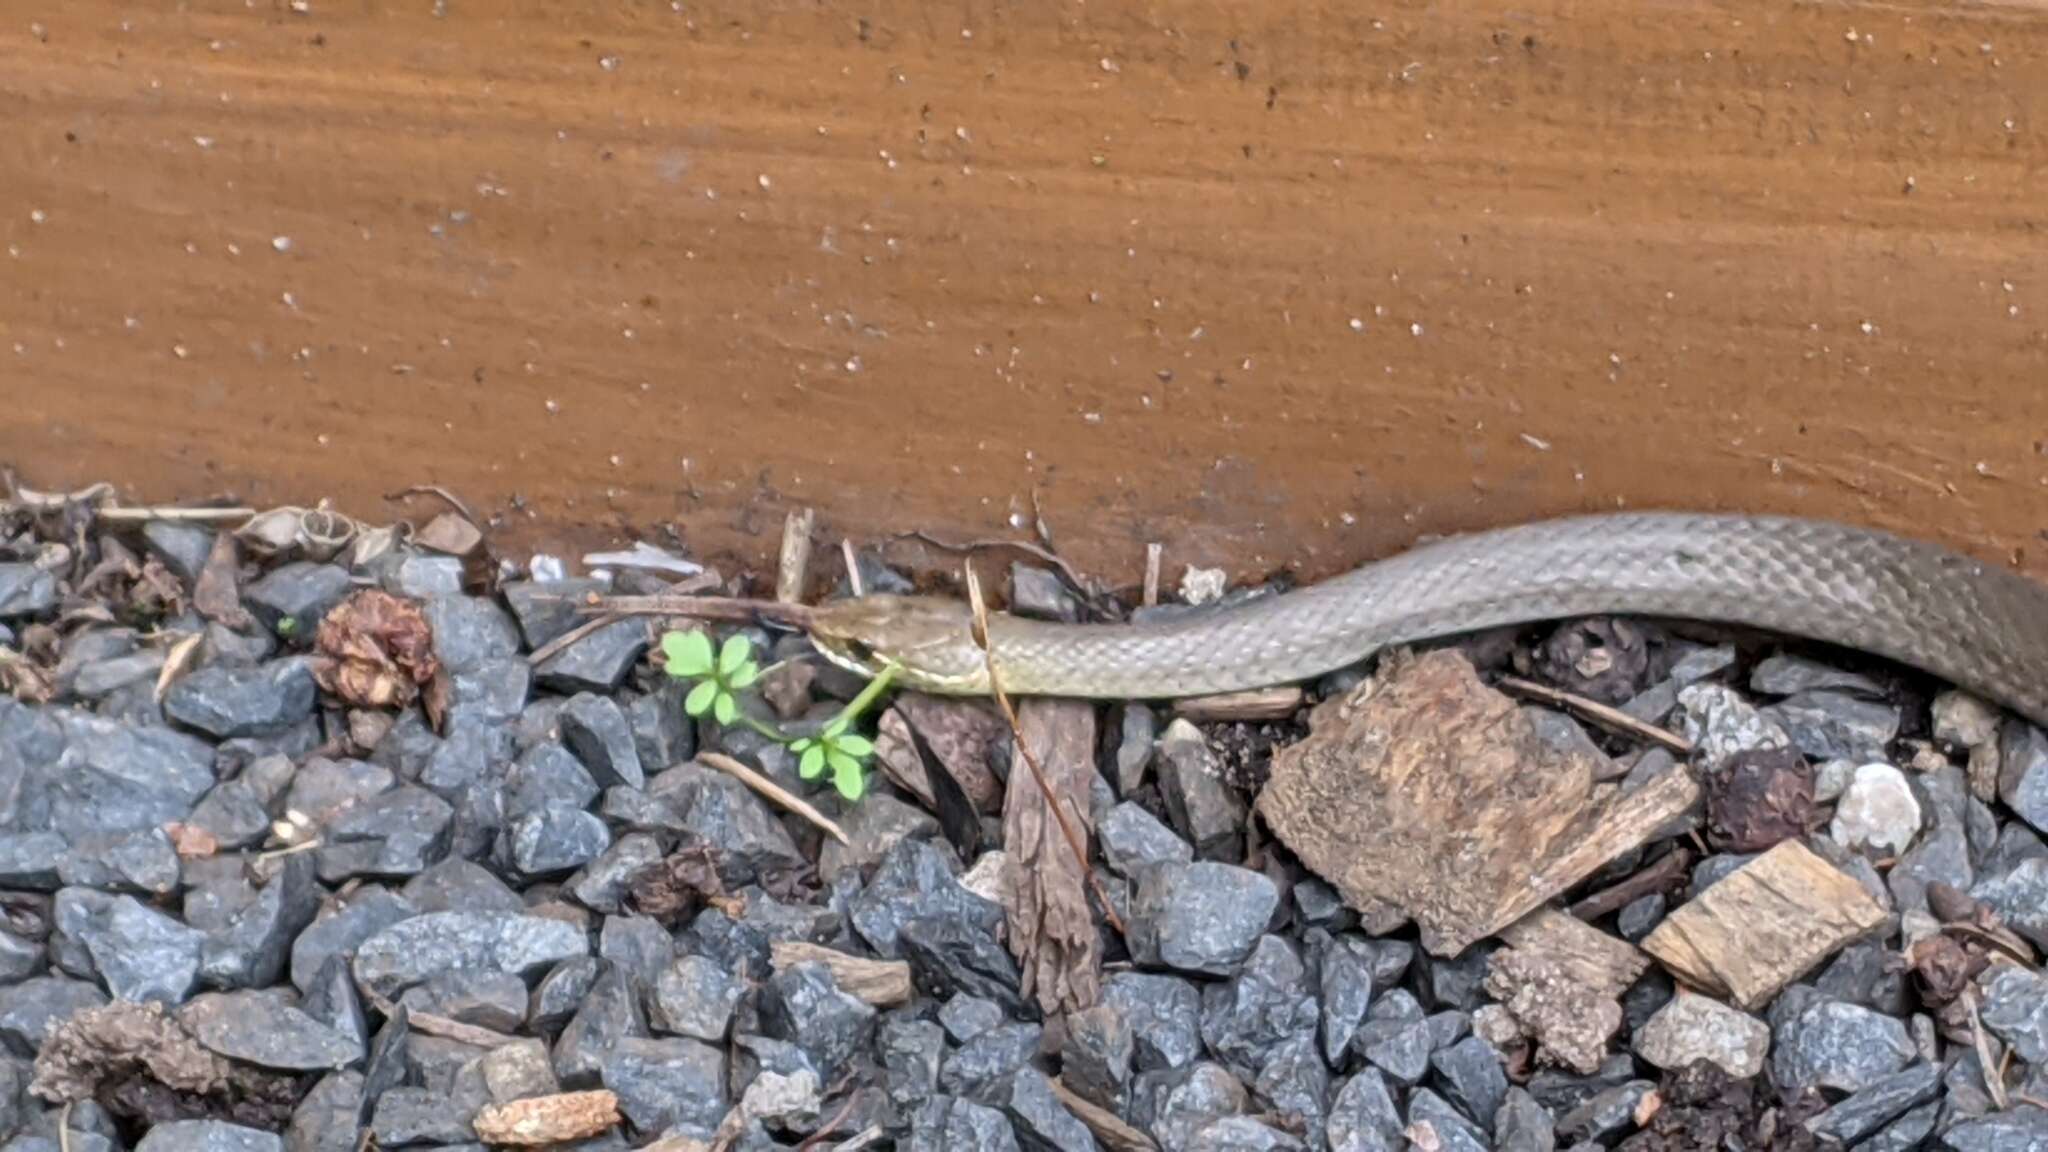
[804,511,2048,729]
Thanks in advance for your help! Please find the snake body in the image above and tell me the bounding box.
[806,512,2048,728]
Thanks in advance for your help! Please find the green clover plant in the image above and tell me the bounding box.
[660,628,896,802]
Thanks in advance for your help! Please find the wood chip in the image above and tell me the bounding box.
[769,942,912,1008]
[154,632,203,703]
[1002,697,1104,1016]
[1642,838,1887,1010]
[1171,686,1303,722]
[471,1090,621,1145]
[1487,908,1647,1074]
[776,508,815,604]
[1053,1078,1159,1152]
[1257,649,1701,955]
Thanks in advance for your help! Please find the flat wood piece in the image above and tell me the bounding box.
[1257,649,1701,956]
[1172,686,1304,722]
[1501,907,1647,1000]
[776,508,816,604]
[769,942,912,1007]
[1053,1078,1160,1152]
[1642,839,1886,1010]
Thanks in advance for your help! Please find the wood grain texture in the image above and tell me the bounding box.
[1259,648,1700,956]
[1643,839,1887,1010]
[3,3,2047,583]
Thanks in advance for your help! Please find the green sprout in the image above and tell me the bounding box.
[661,630,760,725]
[660,627,897,803]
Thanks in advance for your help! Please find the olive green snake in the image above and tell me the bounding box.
[804,511,2048,728]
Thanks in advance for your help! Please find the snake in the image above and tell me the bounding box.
[804,511,2048,729]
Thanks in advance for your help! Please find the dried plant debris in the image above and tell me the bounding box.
[1002,698,1104,1016]
[311,588,439,710]
[1705,746,1816,852]
[32,1001,299,1130]
[1259,648,1699,955]
[473,1090,622,1145]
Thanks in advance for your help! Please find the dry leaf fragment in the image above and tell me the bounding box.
[310,589,438,710]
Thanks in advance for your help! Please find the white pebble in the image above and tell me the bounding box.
[1830,763,1921,856]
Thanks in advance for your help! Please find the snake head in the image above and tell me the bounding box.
[806,594,992,694]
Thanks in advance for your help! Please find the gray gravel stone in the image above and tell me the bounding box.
[135,1121,283,1152]
[851,838,1003,959]
[1010,564,1082,622]
[182,990,360,1071]
[761,961,876,1075]
[626,682,693,772]
[597,914,672,993]
[371,1085,477,1146]
[0,833,66,890]
[1103,972,1203,1073]
[200,852,322,989]
[1253,1034,1329,1141]
[52,887,204,1003]
[1357,990,1432,1086]
[42,713,217,841]
[1750,654,1885,698]
[1763,690,1900,763]
[401,858,524,915]
[1616,894,1664,942]
[1408,1088,1487,1152]
[504,742,599,822]
[900,914,1025,1015]
[1974,858,2048,952]
[909,1096,1021,1152]
[507,808,611,878]
[1831,762,1921,855]
[0,976,105,1055]
[818,791,940,884]
[1982,965,2048,1064]
[290,887,418,992]
[1942,1109,2048,1152]
[559,693,645,789]
[1865,1101,1940,1152]
[1677,683,1792,769]
[1146,1063,1251,1151]
[397,970,529,1032]
[1100,802,1194,878]
[422,595,521,673]
[2001,720,2048,835]
[1803,1062,1942,1145]
[378,553,465,599]
[879,1016,946,1108]
[1431,1036,1508,1133]
[501,578,606,650]
[1156,719,1247,861]
[1187,1117,1305,1151]
[1495,1087,1556,1152]
[552,962,647,1088]
[318,785,454,882]
[528,956,599,1034]
[0,566,57,619]
[286,756,396,825]
[646,760,807,889]
[1555,1080,1655,1146]
[1114,703,1157,797]
[1002,1067,1098,1152]
[1201,936,1317,1074]
[1319,940,1374,1067]
[566,832,663,914]
[533,617,648,693]
[1769,991,1913,1095]
[1128,861,1277,977]
[287,1071,365,1152]
[1327,1068,1403,1152]
[187,778,277,852]
[73,650,167,699]
[352,910,589,998]
[941,994,1007,1044]
[244,563,352,637]
[301,955,368,1061]
[602,1035,728,1136]
[1063,1003,1133,1111]
[445,657,530,722]
[942,1023,1043,1106]
[58,827,180,895]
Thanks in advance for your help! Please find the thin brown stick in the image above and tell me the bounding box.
[1944,922,2038,969]
[793,1094,862,1152]
[1498,675,1695,755]
[1143,543,1163,608]
[1569,848,1694,922]
[573,594,813,628]
[96,505,258,523]
[383,483,479,525]
[778,508,816,604]
[528,614,622,666]
[57,1102,71,1152]
[1966,988,2010,1110]
[1052,1078,1159,1152]
[827,1127,885,1152]
[897,529,1093,598]
[841,539,864,597]
[964,564,1125,937]
[409,1011,521,1048]
[700,751,850,846]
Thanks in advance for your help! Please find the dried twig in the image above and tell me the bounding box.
[571,593,811,627]
[1052,1078,1158,1152]
[964,564,1124,936]
[699,751,850,846]
[770,942,910,1006]
[897,529,1094,600]
[155,632,204,703]
[1142,542,1163,608]
[1569,848,1694,923]
[1498,675,1694,755]
[793,1095,862,1152]
[1966,988,2010,1111]
[841,539,864,597]
[777,509,816,605]
[408,1011,521,1048]
[96,506,257,524]
[383,483,479,525]
[528,614,621,667]
[56,1102,70,1152]
[827,1128,884,1152]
